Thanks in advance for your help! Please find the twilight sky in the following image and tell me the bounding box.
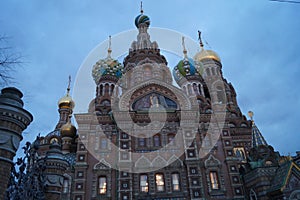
[1,0,299,155]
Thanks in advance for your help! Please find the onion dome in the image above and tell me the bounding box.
[134,2,150,28]
[194,31,221,63]
[92,36,123,84]
[60,115,77,138]
[58,76,75,109]
[173,37,203,83]
[194,49,221,63]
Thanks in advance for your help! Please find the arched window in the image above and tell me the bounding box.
[144,66,152,79]
[187,84,192,95]
[193,83,199,95]
[250,189,257,200]
[206,68,211,76]
[98,176,107,194]
[111,84,115,95]
[50,137,59,144]
[100,137,108,149]
[100,84,103,96]
[171,173,180,191]
[155,173,165,192]
[62,178,69,194]
[138,135,146,147]
[140,174,148,192]
[153,134,161,147]
[209,171,219,190]
[216,86,224,103]
[104,83,109,95]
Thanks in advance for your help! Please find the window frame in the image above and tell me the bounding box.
[155,173,165,192]
[98,176,107,194]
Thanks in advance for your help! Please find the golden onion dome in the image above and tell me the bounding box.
[58,93,75,109]
[194,30,221,63]
[58,76,75,109]
[60,119,77,138]
[194,48,221,63]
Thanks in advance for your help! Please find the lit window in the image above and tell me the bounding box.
[171,173,180,191]
[140,175,148,192]
[50,137,59,144]
[98,176,107,194]
[155,174,165,192]
[209,171,219,190]
[153,134,161,147]
[62,179,69,193]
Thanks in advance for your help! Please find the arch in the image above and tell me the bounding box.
[94,159,111,170]
[135,156,151,169]
[100,84,103,96]
[249,188,257,200]
[152,155,167,168]
[167,155,183,167]
[119,79,192,111]
[228,122,236,128]
[204,154,221,168]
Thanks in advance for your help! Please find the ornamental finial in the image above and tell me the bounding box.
[67,75,71,94]
[107,35,112,56]
[182,36,187,57]
[248,111,254,123]
[140,1,144,14]
[198,30,204,48]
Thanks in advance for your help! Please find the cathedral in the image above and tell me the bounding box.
[1,6,300,200]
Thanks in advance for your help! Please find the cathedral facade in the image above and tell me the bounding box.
[2,8,300,200]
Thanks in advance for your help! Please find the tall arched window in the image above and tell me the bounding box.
[171,173,180,191]
[209,171,219,190]
[98,176,107,194]
[100,137,108,149]
[100,84,103,96]
[62,178,69,194]
[144,66,152,79]
[140,174,149,192]
[138,135,146,147]
[250,189,257,200]
[153,134,161,147]
[155,173,165,192]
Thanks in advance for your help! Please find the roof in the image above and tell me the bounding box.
[268,161,300,194]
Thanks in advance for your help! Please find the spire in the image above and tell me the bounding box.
[140,1,143,14]
[67,75,71,95]
[182,36,188,58]
[248,111,268,148]
[198,30,204,48]
[107,35,112,57]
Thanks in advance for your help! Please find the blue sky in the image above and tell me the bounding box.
[1,0,299,155]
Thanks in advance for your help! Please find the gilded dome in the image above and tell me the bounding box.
[194,49,221,63]
[60,120,77,138]
[58,92,75,109]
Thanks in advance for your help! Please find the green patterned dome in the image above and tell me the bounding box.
[173,57,204,83]
[135,14,150,28]
[92,56,123,84]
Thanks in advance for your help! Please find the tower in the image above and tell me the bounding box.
[0,87,33,200]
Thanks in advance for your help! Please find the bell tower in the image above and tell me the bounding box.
[0,87,33,200]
